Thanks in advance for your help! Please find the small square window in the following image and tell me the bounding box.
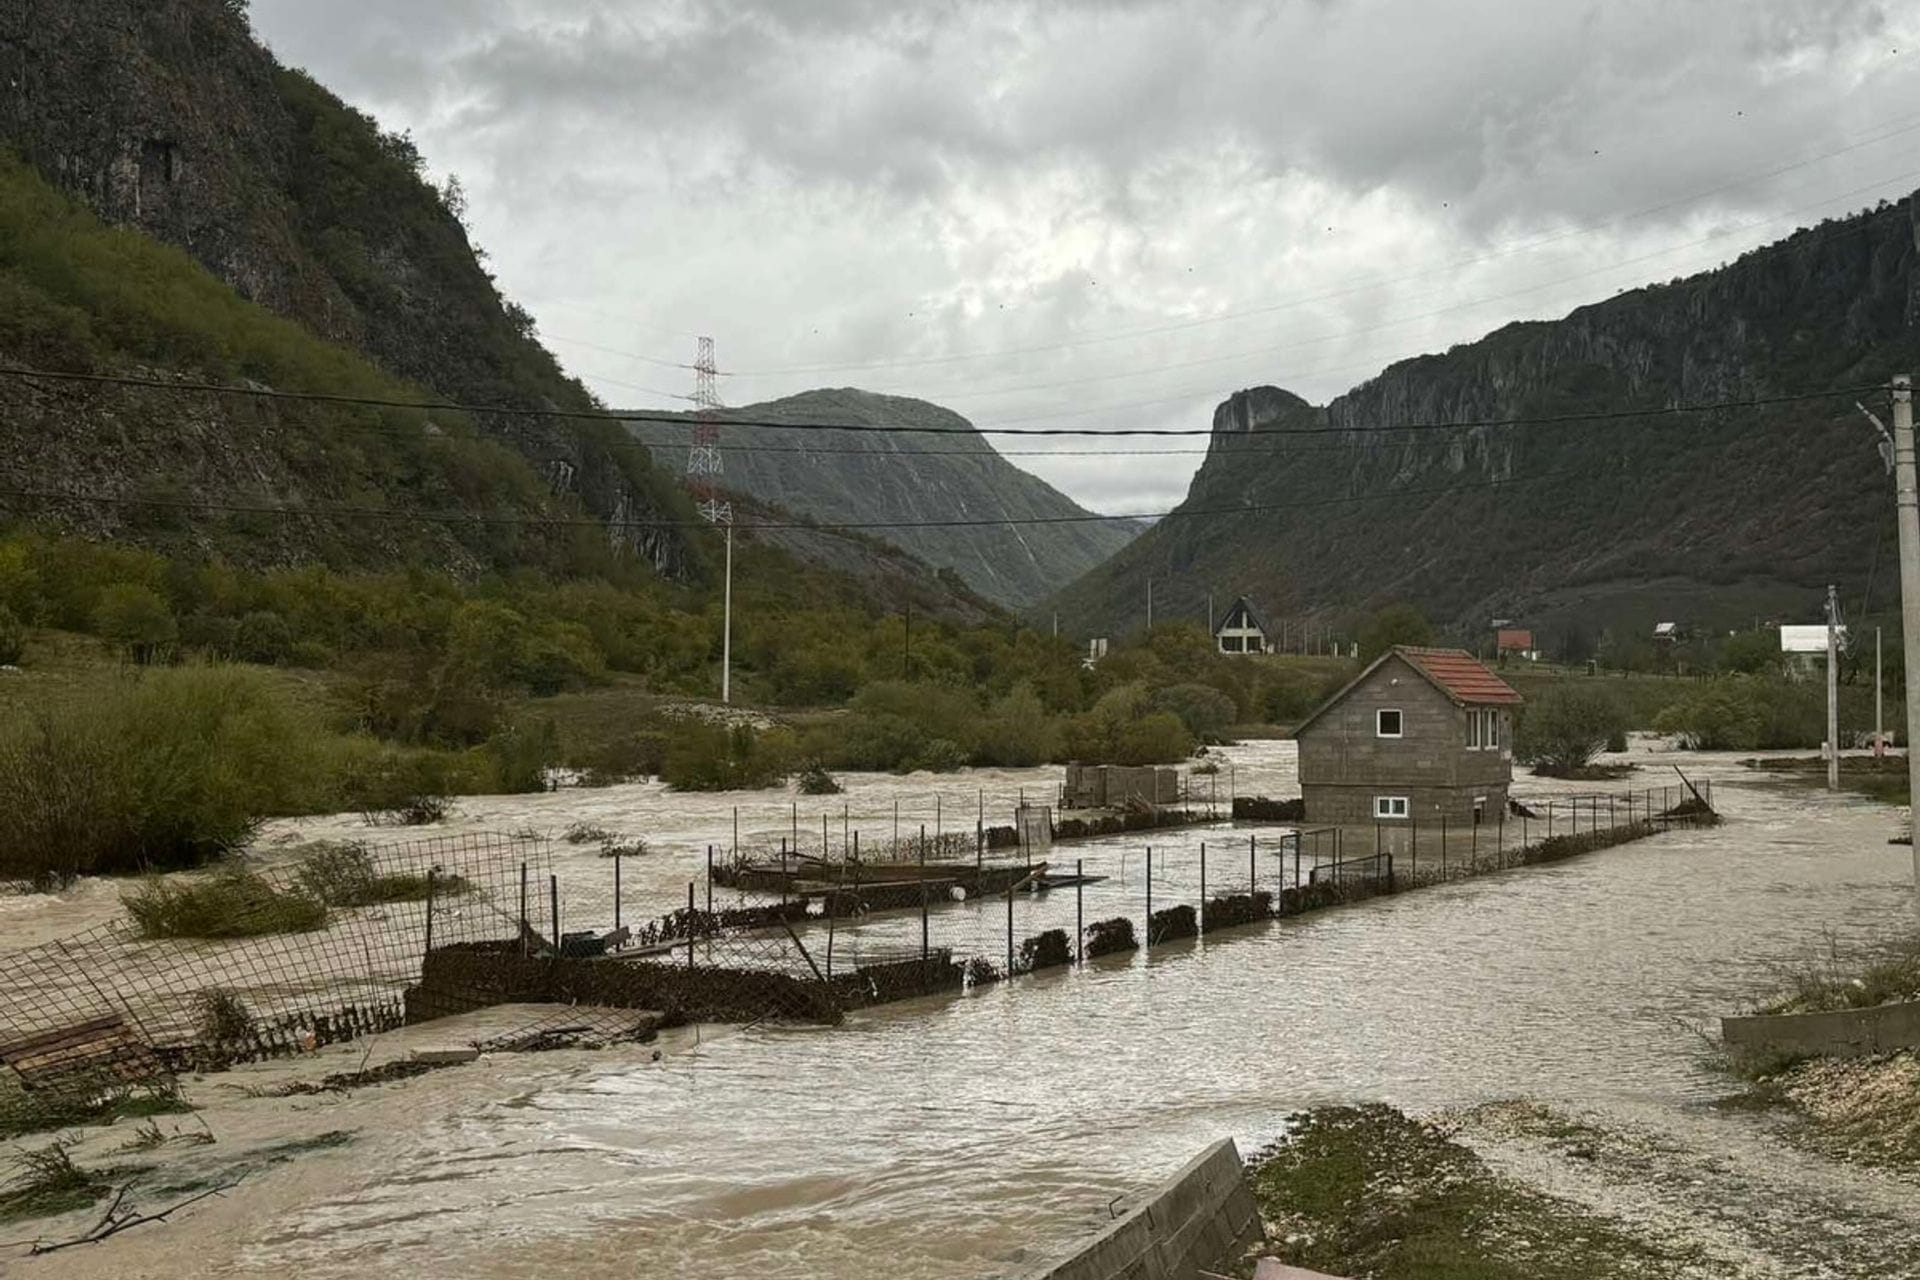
[1377,709,1403,737]
[1374,795,1409,819]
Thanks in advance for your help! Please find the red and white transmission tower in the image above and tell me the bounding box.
[686,336,730,526]
[685,336,734,702]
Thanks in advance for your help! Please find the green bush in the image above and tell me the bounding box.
[293,842,466,907]
[1150,682,1238,741]
[93,582,177,664]
[0,666,321,883]
[1358,604,1432,662]
[234,610,294,664]
[1654,677,1824,751]
[1516,686,1628,774]
[124,866,328,939]
[662,722,795,791]
[1064,685,1196,765]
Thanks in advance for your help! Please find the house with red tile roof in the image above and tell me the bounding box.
[1292,646,1523,828]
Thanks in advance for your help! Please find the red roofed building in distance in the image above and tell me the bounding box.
[1292,646,1523,831]
[1495,628,1536,660]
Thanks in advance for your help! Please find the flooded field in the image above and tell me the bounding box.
[14,741,1920,1278]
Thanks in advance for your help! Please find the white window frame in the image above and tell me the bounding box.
[1486,709,1501,751]
[1376,708,1404,738]
[1373,795,1409,820]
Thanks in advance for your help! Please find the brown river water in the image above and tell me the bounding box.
[13,741,1920,1278]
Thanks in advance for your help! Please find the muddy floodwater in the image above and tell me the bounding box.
[17,741,1920,1279]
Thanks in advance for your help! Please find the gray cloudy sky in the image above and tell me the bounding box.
[249,0,1920,515]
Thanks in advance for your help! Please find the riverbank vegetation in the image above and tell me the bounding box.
[1243,1104,1696,1279]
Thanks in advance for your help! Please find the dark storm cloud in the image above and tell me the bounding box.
[249,0,1920,512]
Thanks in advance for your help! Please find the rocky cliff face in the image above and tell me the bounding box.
[1050,195,1920,644]
[628,388,1141,610]
[0,0,693,577]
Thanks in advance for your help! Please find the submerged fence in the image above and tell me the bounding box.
[2,781,1716,1135]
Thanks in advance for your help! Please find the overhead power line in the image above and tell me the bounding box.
[0,364,1879,438]
[0,467,1591,534]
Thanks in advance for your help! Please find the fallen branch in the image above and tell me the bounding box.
[29,1177,245,1255]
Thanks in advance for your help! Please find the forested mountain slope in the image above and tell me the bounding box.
[629,388,1140,609]
[0,0,693,576]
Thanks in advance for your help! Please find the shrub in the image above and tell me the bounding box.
[234,610,294,664]
[1517,686,1629,775]
[563,821,616,845]
[293,842,465,907]
[1064,685,1195,764]
[93,582,177,663]
[124,866,328,938]
[1654,679,1775,750]
[1150,683,1237,741]
[0,605,23,665]
[1085,916,1138,958]
[1148,904,1198,943]
[1017,928,1072,971]
[797,762,843,795]
[0,1137,108,1224]
[662,722,794,791]
[0,666,320,883]
[192,988,255,1046]
[1358,604,1431,662]
[329,739,458,824]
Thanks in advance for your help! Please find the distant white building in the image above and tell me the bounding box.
[1214,596,1273,655]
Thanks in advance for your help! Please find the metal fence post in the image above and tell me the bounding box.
[518,861,528,957]
[706,845,713,913]
[686,882,695,971]
[424,867,436,962]
[614,850,622,933]
[1145,847,1153,944]
[1006,879,1015,976]
[1199,841,1207,934]
[549,874,560,956]
[1411,818,1419,883]
[1548,802,1555,839]
[1497,809,1505,868]
[1249,833,1256,895]
[919,824,929,971]
[1076,858,1084,964]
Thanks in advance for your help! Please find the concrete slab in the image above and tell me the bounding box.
[1253,1261,1349,1280]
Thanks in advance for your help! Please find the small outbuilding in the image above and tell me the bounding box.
[1292,646,1522,827]
[1214,595,1273,655]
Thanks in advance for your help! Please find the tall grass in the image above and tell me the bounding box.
[0,665,322,884]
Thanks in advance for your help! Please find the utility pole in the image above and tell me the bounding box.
[1826,582,1840,792]
[1877,626,1885,757]
[903,604,911,678]
[721,525,733,704]
[1207,591,1214,633]
[1146,578,1154,633]
[1892,375,1920,916]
